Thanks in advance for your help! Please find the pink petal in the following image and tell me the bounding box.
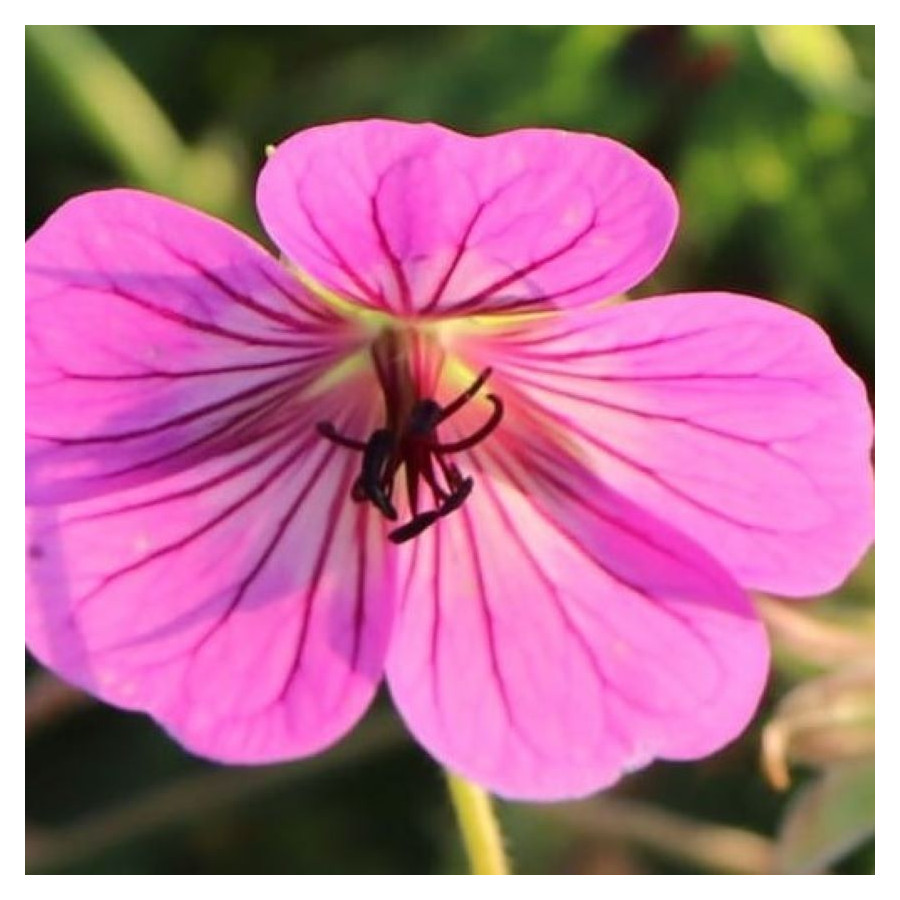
[256,119,677,316]
[386,437,768,800]
[460,292,874,596]
[26,378,395,762]
[26,189,356,505]
[26,190,393,760]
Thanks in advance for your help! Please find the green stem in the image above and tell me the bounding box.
[445,771,510,875]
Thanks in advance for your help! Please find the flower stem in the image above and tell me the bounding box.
[444,771,510,874]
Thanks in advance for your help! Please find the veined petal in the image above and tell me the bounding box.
[460,292,874,596]
[386,437,767,800]
[257,119,677,317]
[26,189,357,504]
[26,378,395,762]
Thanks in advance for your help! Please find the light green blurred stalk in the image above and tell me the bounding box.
[445,772,510,874]
[27,25,246,222]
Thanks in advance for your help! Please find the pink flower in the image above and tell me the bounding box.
[25,120,873,800]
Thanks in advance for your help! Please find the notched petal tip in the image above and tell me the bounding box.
[386,441,769,801]
[464,290,873,598]
[256,119,679,317]
[26,435,395,765]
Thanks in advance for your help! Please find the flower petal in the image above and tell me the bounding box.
[257,119,677,316]
[386,439,768,800]
[26,385,395,762]
[26,189,356,505]
[460,293,874,596]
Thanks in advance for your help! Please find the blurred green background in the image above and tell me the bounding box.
[25,25,874,874]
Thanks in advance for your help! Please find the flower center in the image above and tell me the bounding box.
[317,329,503,543]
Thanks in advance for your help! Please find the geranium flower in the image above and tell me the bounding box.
[25,120,873,800]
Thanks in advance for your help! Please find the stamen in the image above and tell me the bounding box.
[408,399,444,436]
[388,478,474,544]
[360,429,398,520]
[320,355,502,542]
[316,421,368,451]
[389,509,441,544]
[440,476,474,513]
[428,395,504,453]
[418,452,449,505]
[437,367,492,422]
[434,454,464,491]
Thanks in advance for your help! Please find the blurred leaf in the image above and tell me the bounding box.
[26,26,247,222]
[756,26,873,109]
[758,591,874,672]
[762,661,874,790]
[775,760,874,873]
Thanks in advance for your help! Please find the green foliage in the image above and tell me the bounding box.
[776,761,875,874]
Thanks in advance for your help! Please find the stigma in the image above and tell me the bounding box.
[317,331,503,543]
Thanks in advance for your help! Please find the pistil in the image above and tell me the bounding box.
[317,330,503,542]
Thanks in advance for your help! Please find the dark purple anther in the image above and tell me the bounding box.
[317,346,502,542]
